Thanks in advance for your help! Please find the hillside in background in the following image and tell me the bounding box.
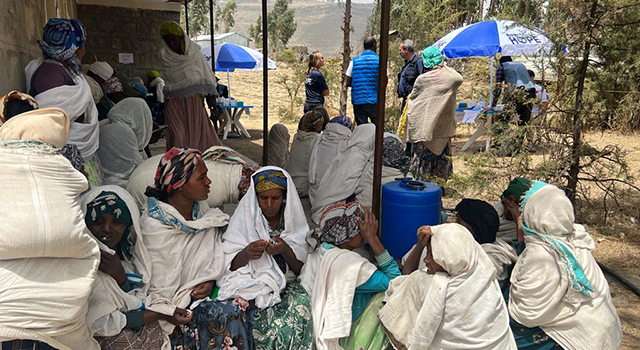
[231,0,375,56]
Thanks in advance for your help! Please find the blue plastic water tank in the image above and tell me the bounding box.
[381,180,442,259]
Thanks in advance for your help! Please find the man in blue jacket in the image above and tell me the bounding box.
[346,37,387,125]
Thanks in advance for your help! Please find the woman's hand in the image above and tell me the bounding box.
[416,225,433,248]
[99,250,127,286]
[504,198,521,222]
[163,308,193,326]
[357,207,384,255]
[246,240,269,259]
[191,281,214,300]
[265,237,290,256]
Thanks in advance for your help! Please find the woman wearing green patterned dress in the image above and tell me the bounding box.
[219,167,314,349]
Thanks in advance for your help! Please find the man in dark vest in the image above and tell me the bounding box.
[346,37,387,125]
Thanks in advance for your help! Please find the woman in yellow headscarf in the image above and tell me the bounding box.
[157,21,221,151]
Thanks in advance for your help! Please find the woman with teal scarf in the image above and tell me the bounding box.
[508,181,622,350]
[82,186,164,350]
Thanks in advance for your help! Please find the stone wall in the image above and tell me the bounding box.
[0,0,77,95]
[78,4,179,81]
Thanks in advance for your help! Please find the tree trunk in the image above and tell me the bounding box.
[339,0,352,116]
[524,0,530,19]
[567,0,598,204]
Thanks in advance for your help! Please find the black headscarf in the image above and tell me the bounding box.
[455,198,499,244]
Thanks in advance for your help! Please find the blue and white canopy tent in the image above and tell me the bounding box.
[433,19,553,102]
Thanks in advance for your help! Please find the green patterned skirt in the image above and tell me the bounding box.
[252,282,314,350]
[339,292,391,350]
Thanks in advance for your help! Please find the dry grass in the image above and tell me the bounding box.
[217,69,640,349]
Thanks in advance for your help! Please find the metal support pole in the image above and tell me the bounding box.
[184,0,189,36]
[261,0,269,165]
[371,0,391,220]
[209,0,215,73]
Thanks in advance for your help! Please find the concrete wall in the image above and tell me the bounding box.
[0,0,77,95]
[78,4,180,81]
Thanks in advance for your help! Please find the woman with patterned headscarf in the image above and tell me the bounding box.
[285,106,330,196]
[140,147,253,350]
[219,167,313,349]
[405,46,463,181]
[308,115,353,203]
[81,186,164,350]
[25,17,102,185]
[158,21,221,151]
[299,202,401,350]
[508,182,621,350]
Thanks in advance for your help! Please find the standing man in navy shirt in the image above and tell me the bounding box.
[304,51,330,113]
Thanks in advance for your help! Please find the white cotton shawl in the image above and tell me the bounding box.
[407,65,463,155]
[509,185,622,350]
[85,74,104,104]
[285,130,317,196]
[159,35,217,99]
[141,199,229,350]
[150,77,166,103]
[311,124,376,223]
[492,201,518,242]
[0,140,100,349]
[381,223,516,350]
[218,166,309,308]
[308,123,352,204]
[25,58,100,159]
[97,123,144,186]
[107,97,153,154]
[402,238,517,286]
[81,186,152,337]
[267,123,290,168]
[127,146,246,211]
[356,162,405,209]
[298,246,377,350]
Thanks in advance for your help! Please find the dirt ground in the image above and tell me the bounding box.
[211,69,640,348]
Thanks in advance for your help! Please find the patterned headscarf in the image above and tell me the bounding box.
[38,18,86,76]
[253,169,287,194]
[102,77,124,94]
[298,107,330,133]
[0,91,38,122]
[501,177,532,204]
[421,46,444,70]
[313,202,364,246]
[149,147,202,195]
[383,136,410,174]
[61,144,84,171]
[455,198,499,244]
[329,115,353,130]
[159,21,186,54]
[85,191,135,261]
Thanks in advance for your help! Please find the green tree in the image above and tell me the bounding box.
[267,0,297,50]
[249,15,263,47]
[180,0,215,37]
[219,0,237,33]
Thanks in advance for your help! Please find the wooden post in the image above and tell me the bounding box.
[262,0,269,165]
[371,0,391,220]
[184,0,189,36]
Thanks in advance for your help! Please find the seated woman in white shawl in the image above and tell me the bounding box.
[218,168,313,349]
[508,182,622,350]
[402,199,517,294]
[267,123,290,168]
[300,202,401,350]
[140,147,253,350]
[82,186,163,350]
[310,124,375,223]
[356,134,411,208]
[0,108,100,350]
[26,18,102,186]
[379,223,516,350]
[308,116,353,203]
[107,97,153,159]
[97,122,144,187]
[286,107,330,197]
[492,177,532,244]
